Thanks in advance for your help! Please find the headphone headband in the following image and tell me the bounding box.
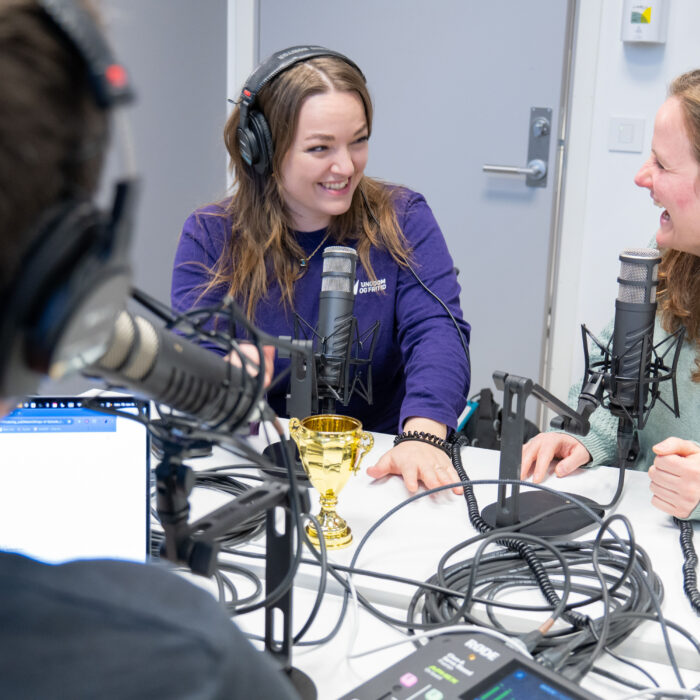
[240,45,365,108]
[236,45,366,175]
[38,0,134,108]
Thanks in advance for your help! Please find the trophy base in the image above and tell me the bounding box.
[305,520,353,549]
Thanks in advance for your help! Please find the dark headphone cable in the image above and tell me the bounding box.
[360,187,470,369]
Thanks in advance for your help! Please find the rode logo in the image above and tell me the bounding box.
[464,638,500,662]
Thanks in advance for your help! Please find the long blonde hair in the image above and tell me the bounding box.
[657,69,700,381]
[205,55,412,321]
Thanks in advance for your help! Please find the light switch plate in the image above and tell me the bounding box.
[608,117,645,153]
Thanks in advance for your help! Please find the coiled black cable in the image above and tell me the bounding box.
[402,436,675,681]
[450,436,589,629]
[674,517,700,614]
[412,532,662,658]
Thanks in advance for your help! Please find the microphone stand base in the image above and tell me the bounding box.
[481,491,605,537]
[261,439,308,481]
[285,666,317,700]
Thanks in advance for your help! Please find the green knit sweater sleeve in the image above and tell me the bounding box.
[683,500,700,521]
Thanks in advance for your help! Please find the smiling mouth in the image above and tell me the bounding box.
[320,179,349,191]
[653,198,670,222]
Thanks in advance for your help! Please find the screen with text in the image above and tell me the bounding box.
[0,397,150,564]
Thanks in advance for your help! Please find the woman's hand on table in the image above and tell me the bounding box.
[366,417,463,496]
[520,432,591,483]
[650,437,700,519]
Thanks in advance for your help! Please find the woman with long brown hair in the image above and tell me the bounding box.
[172,47,471,495]
[521,69,700,521]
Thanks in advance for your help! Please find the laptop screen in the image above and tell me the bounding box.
[0,396,150,564]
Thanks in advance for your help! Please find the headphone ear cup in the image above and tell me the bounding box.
[0,200,91,396]
[0,198,129,396]
[237,124,260,171]
[247,109,274,175]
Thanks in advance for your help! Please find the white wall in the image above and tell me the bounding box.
[39,0,229,396]
[104,0,228,304]
[227,0,256,188]
[549,0,700,400]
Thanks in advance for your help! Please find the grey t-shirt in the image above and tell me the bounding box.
[0,552,300,699]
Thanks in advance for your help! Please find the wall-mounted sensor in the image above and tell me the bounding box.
[621,0,668,43]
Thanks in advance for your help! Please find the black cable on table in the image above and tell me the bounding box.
[593,647,661,691]
[674,517,700,614]
[443,436,691,685]
[144,410,697,693]
[222,499,698,695]
[450,435,589,629]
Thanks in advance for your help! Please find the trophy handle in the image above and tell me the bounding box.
[352,431,374,472]
[288,417,307,443]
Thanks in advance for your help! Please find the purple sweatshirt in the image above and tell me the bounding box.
[171,187,470,434]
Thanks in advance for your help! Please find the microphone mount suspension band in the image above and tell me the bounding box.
[283,314,379,419]
[564,321,685,464]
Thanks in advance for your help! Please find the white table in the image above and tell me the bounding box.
[184,423,700,698]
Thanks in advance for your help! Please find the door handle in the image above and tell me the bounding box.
[482,159,547,180]
[482,107,552,188]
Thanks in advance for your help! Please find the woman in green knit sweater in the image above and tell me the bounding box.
[521,69,700,522]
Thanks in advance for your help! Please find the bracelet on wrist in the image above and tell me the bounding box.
[393,430,452,456]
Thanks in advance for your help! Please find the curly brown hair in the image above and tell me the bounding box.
[205,55,412,321]
[656,70,700,381]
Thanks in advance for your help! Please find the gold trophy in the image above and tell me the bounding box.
[289,414,373,549]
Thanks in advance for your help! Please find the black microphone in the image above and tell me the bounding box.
[609,248,661,423]
[485,250,667,536]
[86,310,270,432]
[315,245,357,413]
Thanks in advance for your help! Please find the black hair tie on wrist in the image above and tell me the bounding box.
[393,430,451,456]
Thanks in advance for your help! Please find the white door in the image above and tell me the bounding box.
[257,0,575,422]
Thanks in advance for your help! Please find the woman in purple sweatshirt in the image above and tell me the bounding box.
[172,46,470,495]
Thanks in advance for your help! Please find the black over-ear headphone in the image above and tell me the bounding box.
[236,45,366,176]
[0,0,137,399]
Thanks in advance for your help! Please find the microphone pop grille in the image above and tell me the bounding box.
[321,246,357,293]
[617,248,660,304]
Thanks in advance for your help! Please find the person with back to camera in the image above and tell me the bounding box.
[171,46,472,496]
[521,69,700,522]
[0,1,301,697]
